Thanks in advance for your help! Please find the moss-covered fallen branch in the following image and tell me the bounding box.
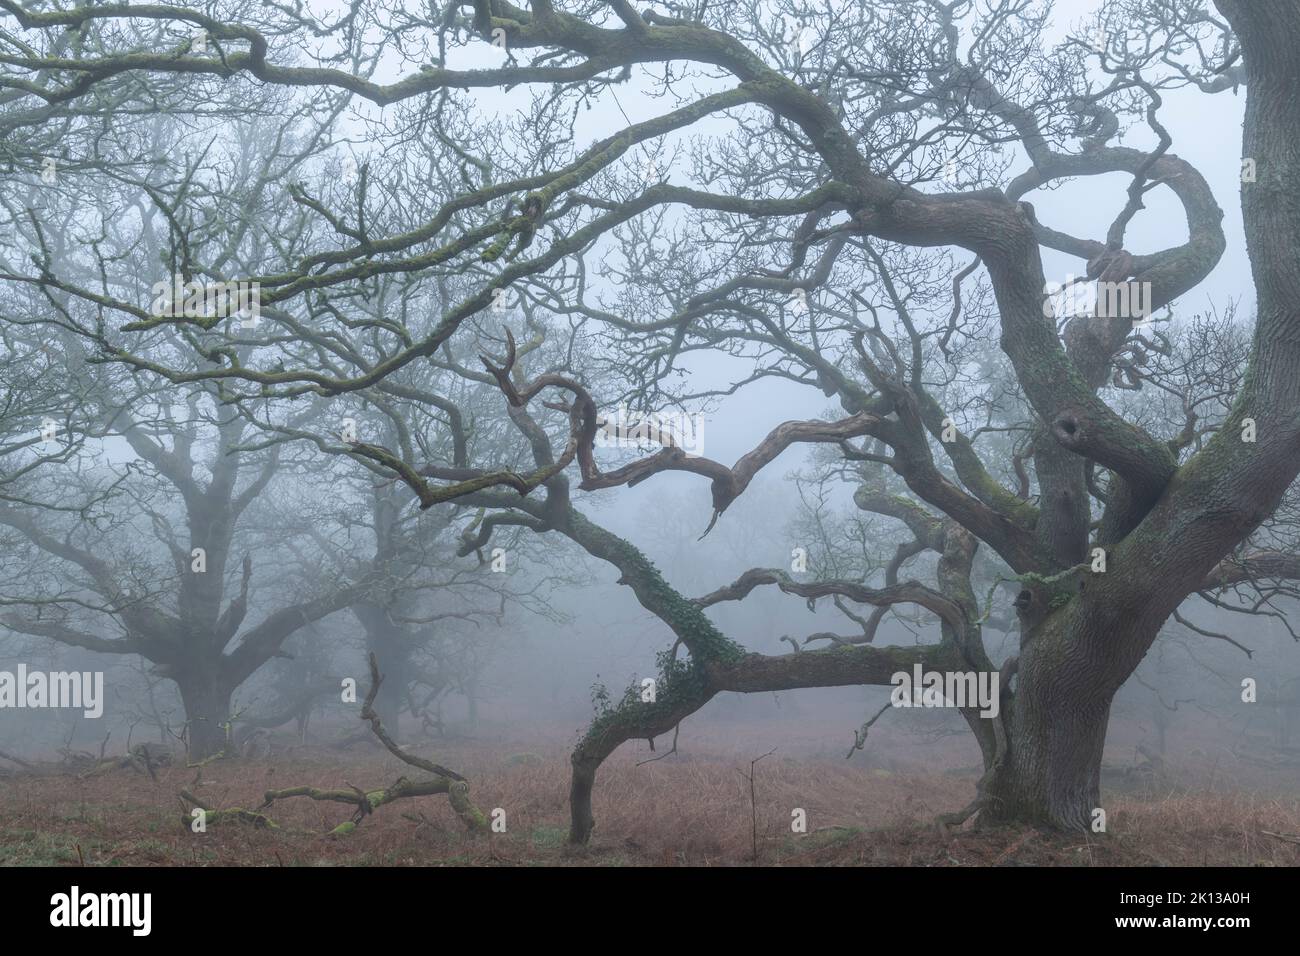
[252,653,488,835]
[178,789,278,829]
[261,774,486,834]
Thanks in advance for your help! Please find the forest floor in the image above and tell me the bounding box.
[1,729,1298,866]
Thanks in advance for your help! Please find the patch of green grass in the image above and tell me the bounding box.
[529,824,569,849]
[0,828,90,866]
[130,838,175,860]
[776,824,863,858]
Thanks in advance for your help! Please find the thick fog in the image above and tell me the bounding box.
[1,0,1298,878]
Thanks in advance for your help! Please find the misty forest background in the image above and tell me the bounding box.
[1,0,1300,864]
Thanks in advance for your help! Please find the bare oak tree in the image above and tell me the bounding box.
[3,0,1299,837]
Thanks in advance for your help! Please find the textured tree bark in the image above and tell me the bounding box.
[985,710,1109,829]
[984,615,1113,828]
[978,555,1184,829]
[980,0,1300,831]
[569,756,599,846]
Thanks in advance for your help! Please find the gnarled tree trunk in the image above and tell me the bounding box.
[983,612,1118,828]
[176,672,234,761]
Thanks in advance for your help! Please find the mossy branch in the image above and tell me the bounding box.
[250,654,488,835]
[178,790,278,829]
